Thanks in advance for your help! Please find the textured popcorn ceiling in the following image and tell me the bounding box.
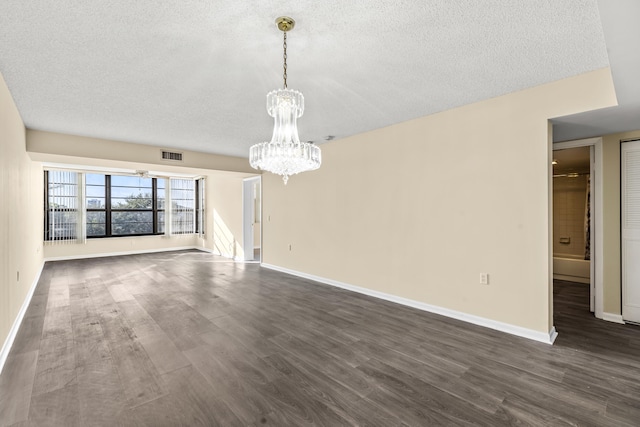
[0,1,613,157]
[553,0,640,142]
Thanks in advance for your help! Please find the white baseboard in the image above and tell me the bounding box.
[0,262,45,376]
[44,246,207,262]
[603,312,625,324]
[261,263,557,345]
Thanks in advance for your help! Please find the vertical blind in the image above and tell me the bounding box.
[45,170,85,244]
[170,178,196,234]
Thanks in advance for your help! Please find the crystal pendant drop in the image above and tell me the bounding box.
[249,89,321,184]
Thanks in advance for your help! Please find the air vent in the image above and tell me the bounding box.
[161,150,183,162]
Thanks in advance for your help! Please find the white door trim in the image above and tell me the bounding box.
[553,137,603,319]
[590,145,595,313]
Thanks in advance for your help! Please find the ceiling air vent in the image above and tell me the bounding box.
[161,150,183,162]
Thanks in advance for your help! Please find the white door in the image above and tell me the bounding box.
[242,176,261,261]
[622,140,640,323]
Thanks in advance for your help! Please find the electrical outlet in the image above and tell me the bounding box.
[289,244,292,251]
[480,273,489,285]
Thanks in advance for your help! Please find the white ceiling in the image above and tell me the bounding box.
[0,1,631,158]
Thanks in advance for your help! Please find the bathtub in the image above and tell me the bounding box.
[553,254,591,284]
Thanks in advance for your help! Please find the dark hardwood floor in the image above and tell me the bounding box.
[1,251,639,426]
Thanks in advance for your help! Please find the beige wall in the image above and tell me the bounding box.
[0,72,44,354]
[28,130,255,174]
[263,68,617,335]
[210,174,245,259]
[24,130,253,261]
[44,234,200,259]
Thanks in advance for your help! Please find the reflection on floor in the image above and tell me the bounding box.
[0,253,639,425]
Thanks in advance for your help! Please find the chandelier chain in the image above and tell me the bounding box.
[283,32,288,89]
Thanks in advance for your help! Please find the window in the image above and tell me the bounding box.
[110,175,156,236]
[85,173,106,237]
[170,179,195,234]
[83,174,163,238]
[45,170,204,241]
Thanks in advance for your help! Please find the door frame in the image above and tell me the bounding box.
[553,137,603,319]
[242,176,261,262]
[621,139,640,323]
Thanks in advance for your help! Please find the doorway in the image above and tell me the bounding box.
[242,176,261,262]
[552,138,603,319]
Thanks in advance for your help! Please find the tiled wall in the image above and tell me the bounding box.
[553,175,589,257]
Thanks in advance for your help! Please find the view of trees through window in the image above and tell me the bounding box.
[86,174,161,237]
[45,171,200,240]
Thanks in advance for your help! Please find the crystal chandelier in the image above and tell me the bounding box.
[249,16,321,184]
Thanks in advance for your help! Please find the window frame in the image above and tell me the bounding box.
[88,174,164,238]
[44,170,202,241]
[196,178,204,235]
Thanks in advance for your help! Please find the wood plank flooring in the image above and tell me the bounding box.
[1,251,639,426]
